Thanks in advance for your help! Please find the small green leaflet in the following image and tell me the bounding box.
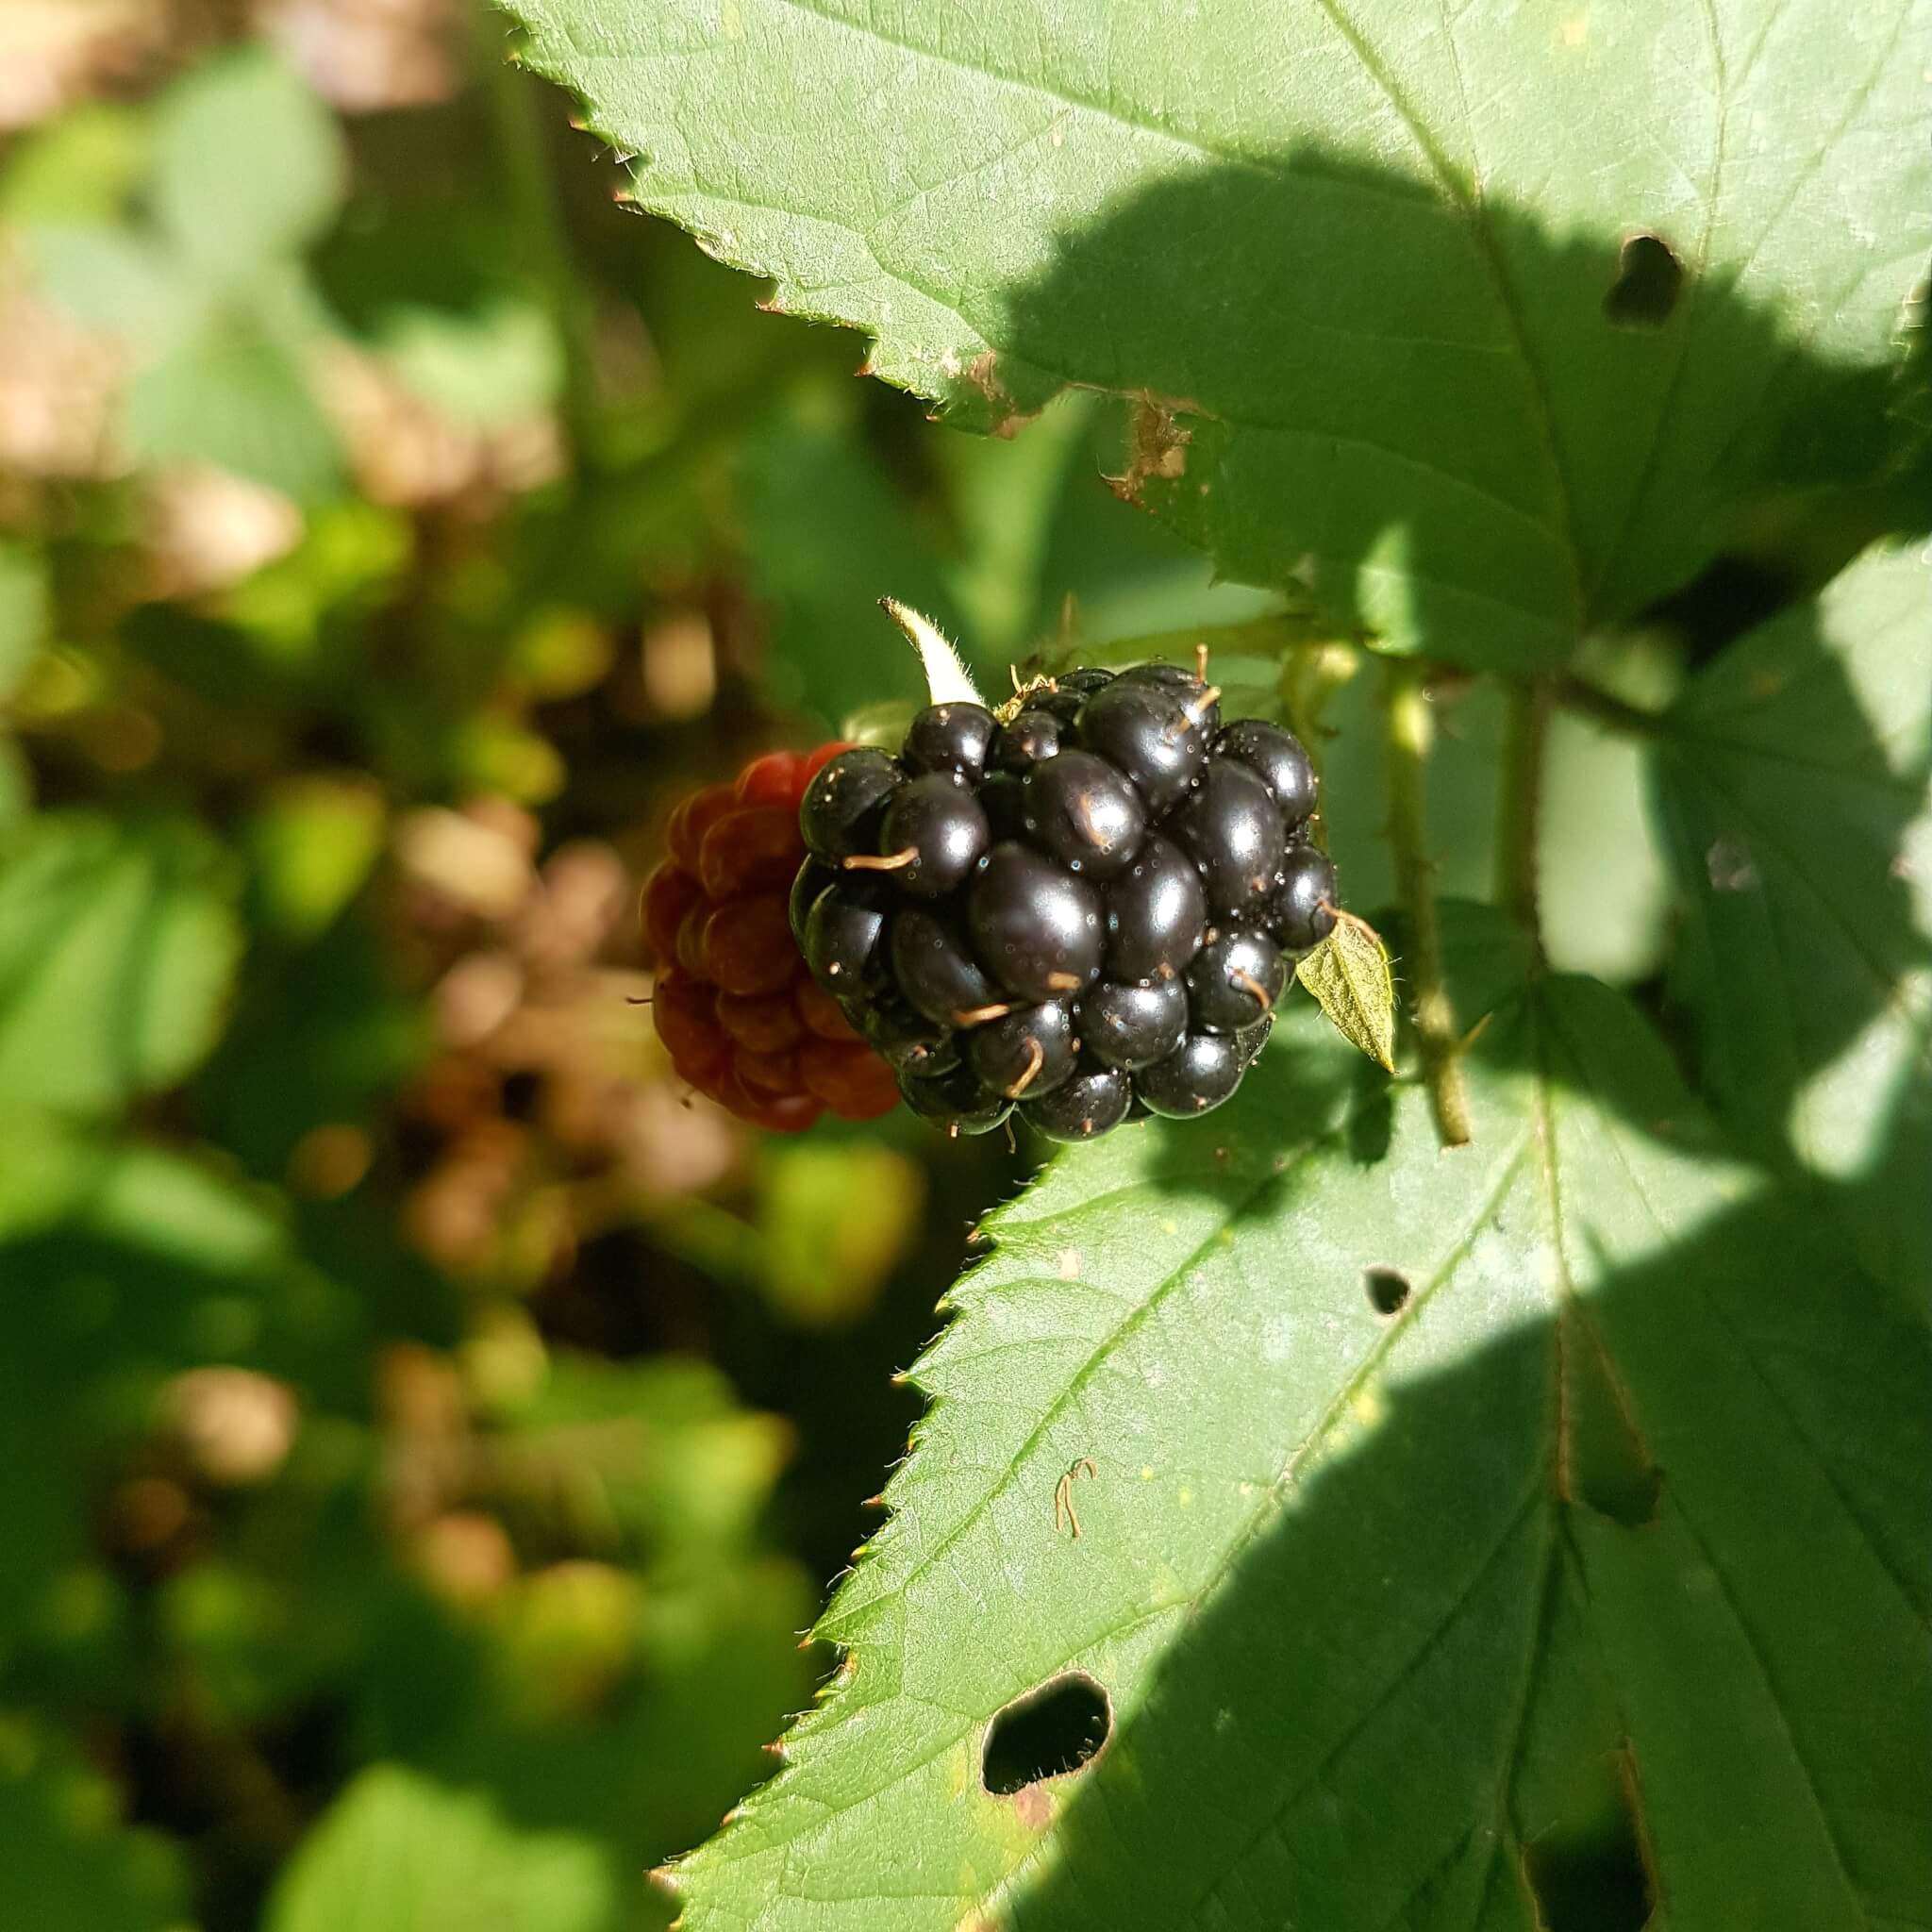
[1294,914,1397,1071]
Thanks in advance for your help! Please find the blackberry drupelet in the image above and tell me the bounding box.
[792,675,1341,1137]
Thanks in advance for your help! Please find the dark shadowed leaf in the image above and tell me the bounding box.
[505,0,1929,666]
[1651,541,1931,1307]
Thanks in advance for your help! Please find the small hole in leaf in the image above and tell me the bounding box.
[982,1673,1110,1795]
[1604,235,1684,328]
[1524,1785,1655,1931]
[1364,1266,1410,1317]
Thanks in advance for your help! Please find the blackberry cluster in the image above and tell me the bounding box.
[789,665,1338,1141]
[643,747,900,1131]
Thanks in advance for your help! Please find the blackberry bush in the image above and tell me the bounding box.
[791,661,1336,1140]
[499,13,1929,1932]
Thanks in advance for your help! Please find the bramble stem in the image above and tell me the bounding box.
[476,12,602,458]
[1382,661,1472,1148]
[1045,612,1340,675]
[1495,678,1552,949]
[1555,675,1659,738]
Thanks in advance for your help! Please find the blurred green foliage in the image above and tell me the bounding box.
[0,9,1704,1926]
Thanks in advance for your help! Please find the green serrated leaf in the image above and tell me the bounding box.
[672,908,1931,1931]
[264,1765,614,1932]
[0,812,242,1114]
[505,0,1932,668]
[1651,541,1932,1309]
[1295,916,1396,1071]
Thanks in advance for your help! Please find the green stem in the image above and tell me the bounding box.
[1495,678,1552,950]
[1041,611,1341,676]
[1555,674,1660,738]
[475,5,602,459]
[1383,661,1472,1147]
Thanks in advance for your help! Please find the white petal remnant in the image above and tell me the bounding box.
[879,597,986,709]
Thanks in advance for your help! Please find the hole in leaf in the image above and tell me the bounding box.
[1523,1784,1655,1931]
[1603,234,1684,328]
[1363,1266,1410,1317]
[982,1673,1110,1794]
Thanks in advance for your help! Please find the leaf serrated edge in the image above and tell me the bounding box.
[656,1165,1086,1922]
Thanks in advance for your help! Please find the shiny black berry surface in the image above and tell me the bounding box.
[890,908,1004,1025]
[1171,758,1284,918]
[1103,835,1207,983]
[1073,681,1207,816]
[1074,978,1188,1070]
[876,774,989,897]
[991,709,1062,773]
[1137,1031,1244,1117]
[1187,927,1287,1033]
[802,878,890,990]
[966,1001,1077,1099]
[1215,719,1317,827]
[799,748,902,860]
[1270,843,1339,953]
[1022,1063,1132,1142]
[903,702,997,782]
[790,668,1340,1137]
[1022,750,1145,878]
[967,843,1105,1003]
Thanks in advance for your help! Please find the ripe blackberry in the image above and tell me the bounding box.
[967,1001,1077,1099]
[800,748,903,860]
[1103,835,1207,983]
[890,907,1005,1025]
[1074,978,1187,1070]
[645,745,896,1128]
[1171,758,1283,918]
[991,709,1062,773]
[1187,927,1287,1033]
[871,773,990,897]
[1022,1063,1133,1142]
[903,702,997,782]
[1215,719,1317,828]
[1270,843,1340,953]
[1073,678,1208,815]
[968,843,1105,1003]
[900,1060,1011,1135]
[1023,750,1146,877]
[1138,1031,1243,1118]
[791,665,1341,1138]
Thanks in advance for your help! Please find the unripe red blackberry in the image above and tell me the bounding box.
[643,744,897,1129]
[791,658,1341,1138]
